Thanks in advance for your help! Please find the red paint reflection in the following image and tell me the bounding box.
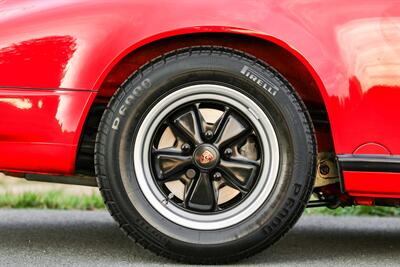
[0,36,76,87]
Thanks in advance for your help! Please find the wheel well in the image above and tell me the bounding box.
[76,33,334,175]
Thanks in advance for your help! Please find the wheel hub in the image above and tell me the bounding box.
[193,144,220,170]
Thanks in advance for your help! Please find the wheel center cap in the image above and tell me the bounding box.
[193,144,219,169]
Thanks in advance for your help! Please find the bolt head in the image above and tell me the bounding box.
[224,148,233,158]
[186,169,196,179]
[319,164,330,176]
[181,143,191,152]
[213,172,222,181]
[204,130,214,139]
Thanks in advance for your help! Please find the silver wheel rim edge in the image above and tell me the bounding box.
[132,84,280,230]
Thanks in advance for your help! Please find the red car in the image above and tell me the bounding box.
[1,0,399,263]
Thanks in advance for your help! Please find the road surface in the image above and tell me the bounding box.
[0,210,398,266]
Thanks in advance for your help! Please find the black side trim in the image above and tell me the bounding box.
[335,156,346,193]
[0,85,97,92]
[25,174,97,187]
[337,154,400,173]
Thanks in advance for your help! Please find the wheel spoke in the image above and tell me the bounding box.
[229,156,260,167]
[218,159,258,192]
[170,105,204,145]
[153,148,192,181]
[193,103,208,138]
[214,112,249,147]
[213,107,230,140]
[185,172,217,211]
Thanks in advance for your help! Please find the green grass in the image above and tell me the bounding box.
[0,191,399,216]
[305,206,400,216]
[0,191,104,210]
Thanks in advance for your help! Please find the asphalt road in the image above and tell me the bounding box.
[0,210,399,266]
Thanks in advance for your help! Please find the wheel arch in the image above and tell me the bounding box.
[77,29,335,174]
[94,30,328,105]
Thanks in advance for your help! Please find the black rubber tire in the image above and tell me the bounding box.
[95,46,316,264]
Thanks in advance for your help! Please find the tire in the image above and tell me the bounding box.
[95,46,316,264]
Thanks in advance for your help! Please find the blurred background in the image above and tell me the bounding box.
[1,173,400,216]
[0,173,102,210]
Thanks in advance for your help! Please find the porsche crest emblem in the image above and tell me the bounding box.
[199,150,214,164]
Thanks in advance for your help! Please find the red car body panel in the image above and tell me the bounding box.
[1,0,400,199]
[344,171,400,198]
[0,88,95,174]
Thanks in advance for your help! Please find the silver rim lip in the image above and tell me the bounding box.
[133,84,279,230]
